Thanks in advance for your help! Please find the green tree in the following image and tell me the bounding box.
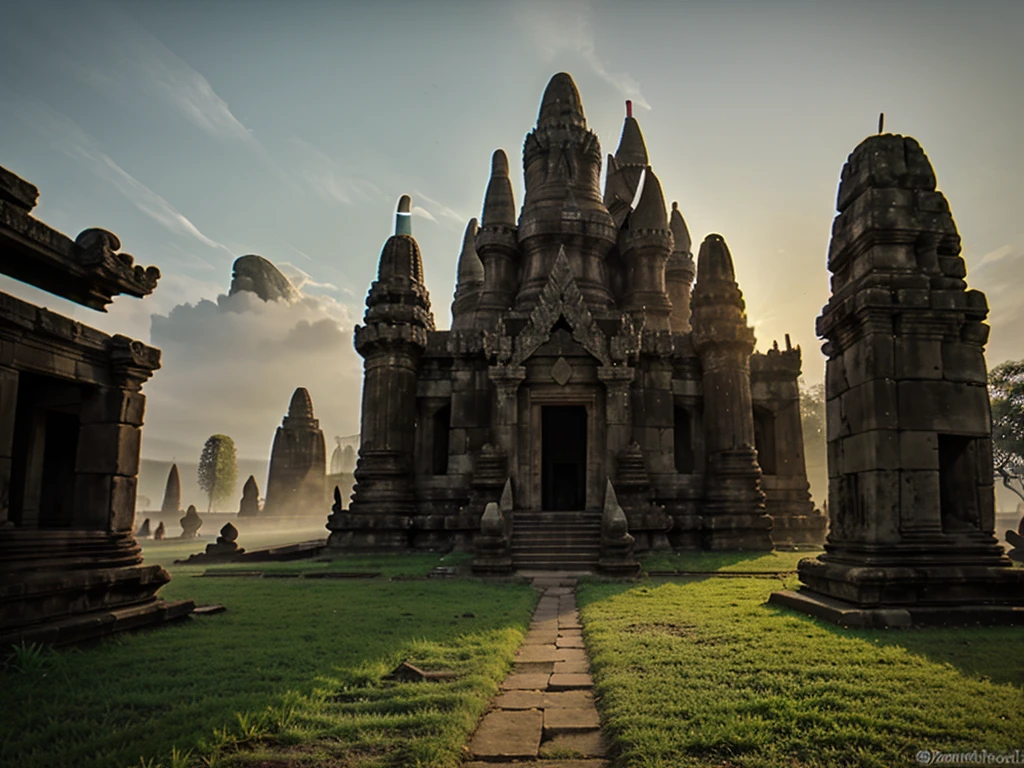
[799,379,828,508]
[989,360,1024,504]
[197,434,238,513]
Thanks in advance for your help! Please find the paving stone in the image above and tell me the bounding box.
[540,731,609,758]
[469,709,543,759]
[556,648,588,664]
[501,672,551,690]
[516,645,565,663]
[546,587,574,596]
[544,707,601,733]
[560,620,583,630]
[524,631,558,645]
[514,661,554,674]
[543,689,595,708]
[556,635,585,648]
[494,690,545,710]
[465,761,606,768]
[548,673,593,690]
[554,659,591,674]
[558,628,584,638]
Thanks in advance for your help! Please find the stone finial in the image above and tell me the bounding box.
[396,194,413,236]
[480,501,504,536]
[670,202,692,255]
[218,522,239,544]
[456,218,484,283]
[153,522,166,540]
[481,150,517,228]
[229,255,301,303]
[628,167,669,231]
[160,463,181,515]
[537,72,586,128]
[499,477,514,514]
[696,234,737,284]
[180,505,202,539]
[603,479,628,538]
[614,110,649,167]
[835,134,937,213]
[238,475,260,517]
[288,387,315,420]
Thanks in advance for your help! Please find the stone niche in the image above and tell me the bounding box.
[770,134,1024,628]
[0,164,194,646]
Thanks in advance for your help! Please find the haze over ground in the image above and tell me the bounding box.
[1,0,1021,463]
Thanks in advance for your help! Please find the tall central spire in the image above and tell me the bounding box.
[537,72,587,129]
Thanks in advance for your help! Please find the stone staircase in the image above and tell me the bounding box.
[511,510,601,571]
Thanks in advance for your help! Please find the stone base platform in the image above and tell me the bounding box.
[0,597,195,646]
[769,589,1024,629]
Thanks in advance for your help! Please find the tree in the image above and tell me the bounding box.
[197,434,238,513]
[799,378,828,508]
[989,360,1024,505]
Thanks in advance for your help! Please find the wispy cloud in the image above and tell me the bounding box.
[278,261,338,293]
[411,206,437,222]
[414,190,471,226]
[520,0,651,110]
[4,95,234,259]
[291,136,384,205]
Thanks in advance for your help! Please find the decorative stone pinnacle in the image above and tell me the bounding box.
[396,195,412,236]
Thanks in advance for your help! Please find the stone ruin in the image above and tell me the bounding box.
[153,521,165,540]
[262,387,326,515]
[328,74,825,570]
[160,463,181,514]
[0,164,192,646]
[179,505,202,539]
[237,474,261,517]
[771,133,1024,627]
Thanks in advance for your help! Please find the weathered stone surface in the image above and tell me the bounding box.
[544,707,601,732]
[263,388,326,516]
[237,475,260,517]
[778,132,1024,625]
[179,505,202,539]
[160,464,181,515]
[469,710,543,759]
[501,673,551,690]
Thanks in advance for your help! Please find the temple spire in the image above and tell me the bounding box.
[537,72,586,128]
[629,167,668,231]
[670,202,691,255]
[614,101,649,167]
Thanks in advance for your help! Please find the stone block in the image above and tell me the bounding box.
[826,396,845,442]
[894,338,942,380]
[73,473,111,529]
[826,357,848,395]
[898,431,938,470]
[0,367,17,452]
[897,381,990,434]
[109,475,138,532]
[842,335,894,388]
[840,430,899,474]
[75,423,142,476]
[941,342,987,384]
[852,470,901,544]
[840,379,898,434]
[469,710,542,760]
[898,470,940,533]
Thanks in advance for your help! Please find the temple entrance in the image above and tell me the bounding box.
[541,405,587,510]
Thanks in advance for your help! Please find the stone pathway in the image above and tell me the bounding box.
[465,575,609,768]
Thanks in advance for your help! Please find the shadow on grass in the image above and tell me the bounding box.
[639,549,820,575]
[0,575,537,768]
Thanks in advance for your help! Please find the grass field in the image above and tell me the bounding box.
[0,539,536,768]
[578,564,1024,768]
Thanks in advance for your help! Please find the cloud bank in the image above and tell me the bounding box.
[143,278,364,462]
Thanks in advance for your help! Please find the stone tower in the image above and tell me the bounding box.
[262,387,326,515]
[329,73,823,563]
[329,196,436,546]
[691,235,774,550]
[772,133,1024,626]
[160,463,181,515]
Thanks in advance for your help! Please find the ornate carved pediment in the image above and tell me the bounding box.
[511,247,609,366]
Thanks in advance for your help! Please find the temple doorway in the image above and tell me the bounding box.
[541,405,587,510]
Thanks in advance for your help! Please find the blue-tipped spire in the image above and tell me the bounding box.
[395,194,412,236]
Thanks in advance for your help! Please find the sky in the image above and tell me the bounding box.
[1,0,1022,463]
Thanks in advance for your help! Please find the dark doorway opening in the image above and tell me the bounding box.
[753,407,777,476]
[938,434,980,531]
[542,405,587,510]
[674,406,695,474]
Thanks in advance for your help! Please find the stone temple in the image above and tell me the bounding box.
[327,73,825,568]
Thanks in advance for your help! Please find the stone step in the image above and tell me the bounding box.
[511,545,601,555]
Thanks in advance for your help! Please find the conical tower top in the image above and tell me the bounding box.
[614,101,649,167]
[288,387,315,420]
[670,202,692,254]
[629,167,668,231]
[537,72,586,129]
[696,234,737,284]
[456,218,484,283]
[395,194,412,236]
[377,195,425,284]
[481,149,517,227]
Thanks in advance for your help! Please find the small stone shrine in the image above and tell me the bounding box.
[328,73,823,567]
[153,521,165,540]
[137,517,151,538]
[0,163,192,646]
[770,133,1024,627]
[237,475,261,517]
[204,522,243,558]
[263,388,326,515]
[180,505,202,539]
[160,463,181,515]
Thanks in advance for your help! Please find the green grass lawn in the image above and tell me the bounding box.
[639,548,818,574]
[578,569,1024,768]
[0,547,536,768]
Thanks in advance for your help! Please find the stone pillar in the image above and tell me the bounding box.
[488,365,525,498]
[0,365,16,526]
[691,235,773,550]
[598,366,634,476]
[770,133,1024,627]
